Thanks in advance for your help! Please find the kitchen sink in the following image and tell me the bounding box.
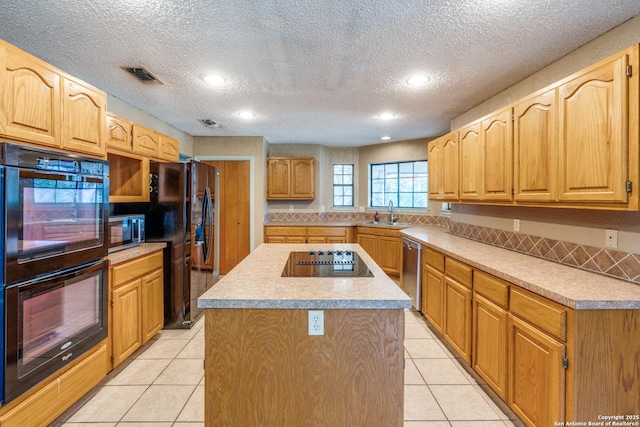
[362,221,412,226]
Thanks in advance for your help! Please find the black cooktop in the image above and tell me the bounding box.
[281,250,374,278]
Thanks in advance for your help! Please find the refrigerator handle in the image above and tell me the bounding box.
[203,186,214,264]
[201,187,209,261]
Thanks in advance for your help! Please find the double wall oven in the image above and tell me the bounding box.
[0,142,109,404]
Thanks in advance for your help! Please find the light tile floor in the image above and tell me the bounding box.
[55,310,522,427]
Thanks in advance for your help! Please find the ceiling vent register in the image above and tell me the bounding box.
[200,119,222,128]
[122,67,163,84]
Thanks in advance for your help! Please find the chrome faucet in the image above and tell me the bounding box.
[388,200,397,223]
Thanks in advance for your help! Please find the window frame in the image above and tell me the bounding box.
[332,163,354,208]
[369,160,428,209]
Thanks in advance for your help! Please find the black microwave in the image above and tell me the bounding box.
[108,215,145,253]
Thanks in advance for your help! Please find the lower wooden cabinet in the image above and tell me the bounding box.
[443,277,472,363]
[422,264,445,333]
[264,226,354,244]
[356,226,402,276]
[110,250,164,368]
[0,342,109,427]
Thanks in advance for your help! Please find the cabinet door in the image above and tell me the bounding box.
[290,158,315,199]
[357,234,378,260]
[473,293,508,400]
[307,236,326,244]
[459,122,483,200]
[132,123,160,158]
[513,88,557,202]
[378,236,402,275]
[423,265,445,333]
[106,113,133,151]
[441,132,460,201]
[61,76,106,156]
[482,107,512,201]
[159,134,180,161]
[443,277,472,363]
[557,48,631,203]
[141,269,164,344]
[285,236,306,243]
[0,44,61,147]
[267,158,291,199]
[508,314,565,427]
[112,280,142,368]
[427,139,443,200]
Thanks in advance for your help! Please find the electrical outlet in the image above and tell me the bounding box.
[605,229,618,249]
[289,204,294,212]
[514,218,520,232]
[308,310,324,336]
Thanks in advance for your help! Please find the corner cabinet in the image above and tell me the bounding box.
[110,250,164,368]
[267,157,316,200]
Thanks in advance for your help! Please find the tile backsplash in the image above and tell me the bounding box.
[267,211,450,227]
[449,221,640,285]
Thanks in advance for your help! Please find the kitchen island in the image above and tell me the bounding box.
[198,243,411,427]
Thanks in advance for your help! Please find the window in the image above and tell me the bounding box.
[333,164,354,207]
[370,160,428,208]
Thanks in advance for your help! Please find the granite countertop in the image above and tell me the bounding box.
[108,242,167,265]
[401,226,640,310]
[198,243,411,310]
[264,221,411,229]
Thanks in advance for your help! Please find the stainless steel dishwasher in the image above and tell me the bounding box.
[401,237,422,310]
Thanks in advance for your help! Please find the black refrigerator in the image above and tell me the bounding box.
[114,160,219,329]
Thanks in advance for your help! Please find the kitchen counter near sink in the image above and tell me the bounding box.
[401,225,640,309]
[198,243,409,427]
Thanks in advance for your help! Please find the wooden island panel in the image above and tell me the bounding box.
[205,308,404,427]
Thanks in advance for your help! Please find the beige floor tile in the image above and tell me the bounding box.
[61,424,116,427]
[136,339,190,359]
[154,359,204,385]
[405,358,426,385]
[450,422,509,427]
[172,423,205,427]
[121,385,196,422]
[430,385,504,421]
[156,326,201,340]
[176,385,205,422]
[114,423,172,427]
[404,422,451,427]
[413,358,471,385]
[404,385,446,421]
[66,385,147,422]
[472,384,512,420]
[176,336,205,359]
[405,323,433,339]
[106,359,171,385]
[404,338,449,359]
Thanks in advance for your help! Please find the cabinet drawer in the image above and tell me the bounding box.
[474,271,509,308]
[510,287,567,341]
[423,247,445,272]
[445,258,472,288]
[307,226,345,237]
[59,342,109,408]
[112,251,163,288]
[264,226,306,237]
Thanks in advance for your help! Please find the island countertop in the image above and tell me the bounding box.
[197,243,411,310]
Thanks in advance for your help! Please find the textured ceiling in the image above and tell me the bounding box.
[0,0,639,147]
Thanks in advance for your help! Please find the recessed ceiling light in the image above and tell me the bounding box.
[378,112,396,120]
[406,75,429,86]
[204,74,226,85]
[238,111,256,119]
[381,136,391,140]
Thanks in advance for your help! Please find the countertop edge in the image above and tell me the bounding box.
[198,299,412,309]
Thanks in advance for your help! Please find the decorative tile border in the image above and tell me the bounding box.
[268,211,450,227]
[449,221,640,285]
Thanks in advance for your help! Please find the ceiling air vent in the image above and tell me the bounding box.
[200,119,222,128]
[122,67,163,84]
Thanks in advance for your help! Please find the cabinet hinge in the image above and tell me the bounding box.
[111,354,115,364]
[110,299,114,308]
[627,181,632,193]
[627,65,633,77]
[562,356,569,369]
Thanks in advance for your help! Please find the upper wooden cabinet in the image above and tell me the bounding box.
[459,122,483,201]
[267,157,316,200]
[106,112,133,151]
[0,39,106,157]
[132,123,161,158]
[557,47,633,204]
[513,87,557,202]
[159,134,179,161]
[428,131,459,201]
[429,43,640,210]
[481,107,512,202]
[61,76,106,156]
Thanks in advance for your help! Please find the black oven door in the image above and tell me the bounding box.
[4,162,108,285]
[3,259,108,404]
